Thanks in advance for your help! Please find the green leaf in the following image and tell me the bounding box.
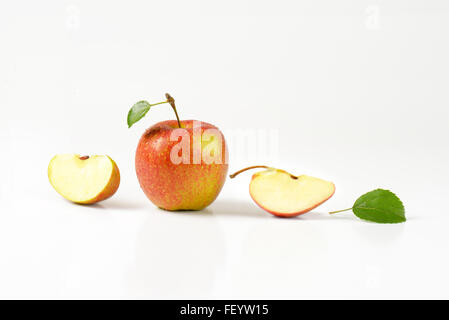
[127,101,151,128]
[352,189,406,223]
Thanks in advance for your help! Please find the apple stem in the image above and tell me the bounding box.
[329,208,353,214]
[229,165,270,178]
[165,93,182,128]
[230,166,300,179]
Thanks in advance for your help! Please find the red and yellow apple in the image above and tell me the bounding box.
[135,120,228,211]
[48,154,120,204]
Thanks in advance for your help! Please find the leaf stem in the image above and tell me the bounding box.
[149,101,169,107]
[329,208,353,214]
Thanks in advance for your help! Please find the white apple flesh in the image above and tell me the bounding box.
[230,166,335,218]
[249,169,335,217]
[48,154,120,204]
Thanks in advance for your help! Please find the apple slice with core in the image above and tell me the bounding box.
[48,154,120,204]
[230,166,335,217]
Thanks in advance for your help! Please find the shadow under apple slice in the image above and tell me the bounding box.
[210,199,354,220]
[72,197,148,211]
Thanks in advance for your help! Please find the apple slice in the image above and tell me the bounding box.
[230,166,335,217]
[48,154,120,204]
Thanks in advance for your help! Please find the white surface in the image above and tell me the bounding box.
[1,1,449,299]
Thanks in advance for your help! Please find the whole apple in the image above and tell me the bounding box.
[135,119,228,211]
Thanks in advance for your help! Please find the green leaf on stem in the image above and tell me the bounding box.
[127,101,151,128]
[352,189,406,223]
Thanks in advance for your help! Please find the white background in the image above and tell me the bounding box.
[1,0,449,299]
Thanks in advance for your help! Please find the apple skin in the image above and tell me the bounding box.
[135,120,228,211]
[86,158,121,204]
[249,171,336,218]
